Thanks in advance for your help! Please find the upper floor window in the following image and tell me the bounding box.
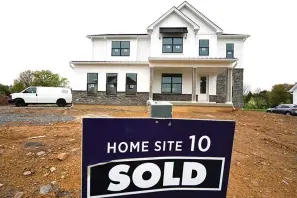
[111,41,130,56]
[199,39,209,56]
[161,74,182,94]
[226,43,234,58]
[162,37,183,53]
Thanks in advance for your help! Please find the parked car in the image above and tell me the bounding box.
[267,104,297,116]
[8,86,72,107]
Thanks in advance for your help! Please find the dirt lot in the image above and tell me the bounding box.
[0,105,296,197]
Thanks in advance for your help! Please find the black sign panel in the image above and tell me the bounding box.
[82,118,235,198]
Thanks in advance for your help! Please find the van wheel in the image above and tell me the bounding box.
[57,99,66,107]
[285,111,292,116]
[15,99,25,107]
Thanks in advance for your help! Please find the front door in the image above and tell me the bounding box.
[22,87,38,103]
[198,76,208,102]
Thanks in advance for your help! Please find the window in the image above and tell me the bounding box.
[23,87,36,93]
[162,37,183,53]
[111,41,130,56]
[106,73,117,95]
[226,43,234,58]
[87,73,98,95]
[280,105,290,108]
[161,74,182,94]
[200,77,207,94]
[126,73,137,95]
[199,39,209,56]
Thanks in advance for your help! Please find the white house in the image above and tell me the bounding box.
[289,83,297,104]
[70,1,249,108]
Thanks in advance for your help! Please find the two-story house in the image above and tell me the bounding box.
[70,1,249,108]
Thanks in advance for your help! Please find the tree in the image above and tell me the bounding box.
[254,87,262,94]
[243,83,251,96]
[0,84,10,96]
[244,91,253,104]
[10,70,69,93]
[10,70,34,93]
[10,81,26,93]
[14,70,34,87]
[269,84,293,107]
[32,70,68,87]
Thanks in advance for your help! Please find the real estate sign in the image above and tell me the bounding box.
[82,118,235,198]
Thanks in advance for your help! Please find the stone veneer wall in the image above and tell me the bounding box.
[72,91,148,105]
[153,94,192,101]
[215,68,244,108]
[232,68,244,108]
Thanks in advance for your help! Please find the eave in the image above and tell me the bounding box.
[69,61,149,68]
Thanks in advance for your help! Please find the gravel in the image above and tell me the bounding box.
[0,114,76,125]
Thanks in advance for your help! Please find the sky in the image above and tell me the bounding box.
[0,0,296,91]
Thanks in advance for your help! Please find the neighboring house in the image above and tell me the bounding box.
[70,1,249,108]
[289,83,297,104]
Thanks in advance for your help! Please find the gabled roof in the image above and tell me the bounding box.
[177,1,223,33]
[147,6,200,32]
[289,83,297,93]
[87,34,148,39]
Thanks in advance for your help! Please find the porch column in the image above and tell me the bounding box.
[206,75,210,102]
[192,67,197,101]
[226,68,233,103]
[149,67,154,101]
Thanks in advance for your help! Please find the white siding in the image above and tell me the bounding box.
[208,75,217,95]
[217,39,244,68]
[137,38,150,61]
[150,12,198,57]
[179,7,216,34]
[92,38,139,61]
[71,65,150,92]
[293,91,297,104]
[92,39,106,60]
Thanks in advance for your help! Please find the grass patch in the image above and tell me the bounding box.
[243,108,267,112]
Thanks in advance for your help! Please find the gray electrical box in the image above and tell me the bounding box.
[150,101,173,118]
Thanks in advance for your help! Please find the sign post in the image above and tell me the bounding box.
[82,118,235,198]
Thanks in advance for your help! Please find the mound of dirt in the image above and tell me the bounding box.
[0,95,9,106]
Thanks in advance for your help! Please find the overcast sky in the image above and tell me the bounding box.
[0,0,296,91]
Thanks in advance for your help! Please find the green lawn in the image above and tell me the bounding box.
[243,108,267,112]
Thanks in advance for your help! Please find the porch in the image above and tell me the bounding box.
[148,57,237,107]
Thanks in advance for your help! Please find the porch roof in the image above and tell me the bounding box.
[69,61,149,68]
[148,57,237,68]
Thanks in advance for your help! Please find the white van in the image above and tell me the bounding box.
[9,86,72,107]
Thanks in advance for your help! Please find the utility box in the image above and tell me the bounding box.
[150,101,173,118]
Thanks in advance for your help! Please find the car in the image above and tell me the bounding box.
[267,104,297,116]
[8,86,72,107]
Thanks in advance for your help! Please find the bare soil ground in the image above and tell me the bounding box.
[0,105,296,197]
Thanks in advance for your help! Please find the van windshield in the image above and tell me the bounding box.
[23,87,37,93]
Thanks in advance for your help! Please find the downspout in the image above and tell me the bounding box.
[136,35,139,61]
[105,37,107,60]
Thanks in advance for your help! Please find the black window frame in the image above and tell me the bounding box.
[199,39,209,56]
[111,41,130,56]
[161,73,182,94]
[226,43,234,58]
[200,76,207,94]
[87,73,98,95]
[162,37,183,53]
[126,73,137,95]
[106,73,118,95]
